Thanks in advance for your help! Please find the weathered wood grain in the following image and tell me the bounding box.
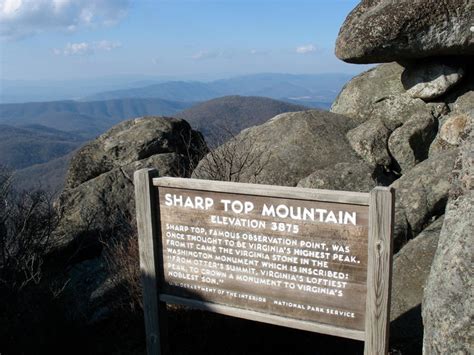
[135,168,165,355]
[364,187,394,355]
[159,294,366,341]
[156,181,370,332]
[153,177,370,206]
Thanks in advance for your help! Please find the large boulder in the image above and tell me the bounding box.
[297,161,377,192]
[388,114,438,173]
[335,0,474,64]
[346,118,392,166]
[390,217,444,353]
[331,63,405,123]
[390,149,458,250]
[192,110,359,186]
[402,59,466,101]
[56,154,186,249]
[422,126,473,354]
[370,94,441,132]
[331,63,445,131]
[65,117,205,189]
[56,116,207,251]
[429,113,471,156]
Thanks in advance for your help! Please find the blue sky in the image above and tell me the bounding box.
[0,0,366,81]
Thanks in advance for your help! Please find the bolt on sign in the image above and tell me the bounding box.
[135,169,394,355]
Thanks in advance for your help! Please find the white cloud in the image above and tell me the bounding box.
[0,0,130,40]
[54,40,121,56]
[63,42,91,55]
[296,44,316,54]
[95,40,121,51]
[191,50,220,60]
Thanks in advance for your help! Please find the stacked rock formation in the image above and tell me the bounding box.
[333,1,472,353]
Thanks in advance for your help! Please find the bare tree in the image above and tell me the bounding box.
[192,128,272,183]
[0,166,60,292]
[101,216,143,313]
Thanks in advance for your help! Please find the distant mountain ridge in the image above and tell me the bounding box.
[83,73,352,108]
[0,98,193,138]
[0,124,84,170]
[84,81,219,102]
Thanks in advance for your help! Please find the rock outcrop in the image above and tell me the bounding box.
[56,116,206,251]
[422,126,473,354]
[65,117,203,189]
[332,62,447,172]
[331,62,405,123]
[388,114,438,173]
[335,0,474,63]
[346,118,392,166]
[297,161,377,192]
[192,110,361,186]
[390,217,444,352]
[331,1,473,352]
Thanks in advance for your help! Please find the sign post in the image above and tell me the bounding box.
[134,169,394,355]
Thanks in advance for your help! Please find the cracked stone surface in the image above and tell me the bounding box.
[422,123,473,354]
[390,149,458,251]
[65,116,206,189]
[389,217,444,352]
[55,116,207,251]
[335,0,474,63]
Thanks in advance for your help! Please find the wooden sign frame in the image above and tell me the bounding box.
[135,169,394,355]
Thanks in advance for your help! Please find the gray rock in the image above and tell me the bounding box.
[335,0,474,63]
[428,136,458,158]
[388,114,438,172]
[422,126,473,354]
[346,119,392,166]
[331,63,405,123]
[391,149,458,250]
[452,88,474,118]
[297,161,377,192]
[390,217,444,353]
[55,116,207,251]
[429,113,471,156]
[65,116,206,189]
[56,153,185,249]
[192,110,359,186]
[331,63,442,132]
[402,60,465,100]
[444,68,474,116]
[370,94,435,131]
[439,114,470,145]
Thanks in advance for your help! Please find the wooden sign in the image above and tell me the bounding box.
[135,169,394,355]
